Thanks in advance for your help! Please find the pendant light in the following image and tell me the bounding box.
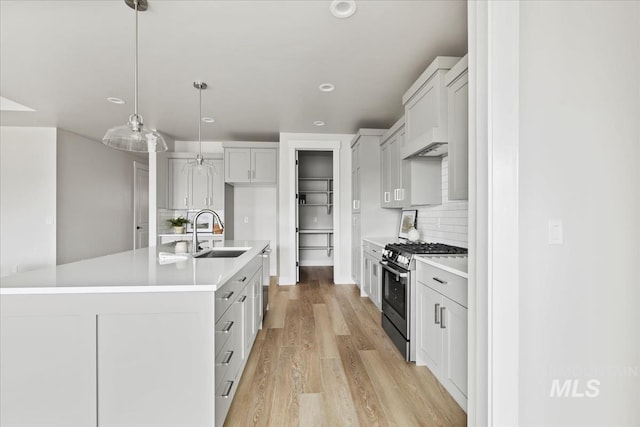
[102,0,167,153]
[182,81,217,178]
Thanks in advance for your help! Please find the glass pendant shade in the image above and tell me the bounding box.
[102,0,167,153]
[103,114,167,152]
[183,81,217,178]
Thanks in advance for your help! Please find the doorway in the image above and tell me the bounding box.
[295,150,335,283]
[133,162,149,249]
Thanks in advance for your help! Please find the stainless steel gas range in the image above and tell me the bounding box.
[380,242,467,361]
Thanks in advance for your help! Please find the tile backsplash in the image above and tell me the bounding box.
[414,155,468,248]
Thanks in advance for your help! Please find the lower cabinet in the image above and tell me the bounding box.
[362,240,383,310]
[351,214,361,285]
[416,260,468,411]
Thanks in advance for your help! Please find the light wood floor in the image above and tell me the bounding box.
[225,266,467,427]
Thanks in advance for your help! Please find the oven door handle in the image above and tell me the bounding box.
[380,261,408,280]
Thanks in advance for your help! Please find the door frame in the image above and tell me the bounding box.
[468,1,520,425]
[287,142,341,284]
[133,161,150,249]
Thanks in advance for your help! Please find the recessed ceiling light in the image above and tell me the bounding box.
[318,83,335,92]
[313,121,326,127]
[330,0,357,19]
[107,97,125,105]
[201,117,215,123]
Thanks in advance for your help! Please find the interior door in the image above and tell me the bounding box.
[295,150,300,282]
[134,162,149,249]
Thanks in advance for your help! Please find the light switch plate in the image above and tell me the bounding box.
[548,219,563,245]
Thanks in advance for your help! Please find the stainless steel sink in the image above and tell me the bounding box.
[193,249,248,259]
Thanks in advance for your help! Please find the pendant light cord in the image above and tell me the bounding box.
[198,85,203,157]
[134,0,139,117]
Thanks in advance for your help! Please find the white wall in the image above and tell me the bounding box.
[231,186,277,274]
[415,155,468,247]
[0,127,57,277]
[278,133,354,285]
[56,129,147,264]
[518,2,640,426]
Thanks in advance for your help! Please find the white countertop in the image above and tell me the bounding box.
[0,240,269,295]
[416,255,468,278]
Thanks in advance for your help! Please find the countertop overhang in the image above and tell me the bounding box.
[0,240,270,295]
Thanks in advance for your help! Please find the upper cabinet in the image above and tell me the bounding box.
[224,148,277,185]
[445,55,469,201]
[167,156,224,210]
[380,118,441,208]
[401,56,460,160]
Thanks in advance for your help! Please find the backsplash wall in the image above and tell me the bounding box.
[415,155,468,248]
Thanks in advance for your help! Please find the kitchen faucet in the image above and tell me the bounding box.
[192,209,224,253]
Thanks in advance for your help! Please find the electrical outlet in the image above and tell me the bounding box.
[548,219,563,245]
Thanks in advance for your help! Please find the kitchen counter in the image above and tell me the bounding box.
[0,240,270,295]
[362,236,397,247]
[415,255,468,278]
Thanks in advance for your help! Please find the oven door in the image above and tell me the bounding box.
[380,260,410,338]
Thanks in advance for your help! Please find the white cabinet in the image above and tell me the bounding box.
[380,118,442,208]
[168,156,224,210]
[416,259,468,411]
[445,55,469,201]
[351,213,361,285]
[401,56,460,159]
[224,148,277,184]
[362,240,383,309]
[351,141,361,212]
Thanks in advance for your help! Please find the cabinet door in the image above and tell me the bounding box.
[191,168,211,210]
[352,167,361,213]
[370,259,381,309]
[168,158,191,209]
[0,315,97,427]
[388,136,401,207]
[395,129,411,208]
[238,286,251,362]
[362,255,371,296]
[416,283,443,372]
[380,142,393,207]
[448,69,469,201]
[443,298,468,399]
[207,158,224,210]
[251,148,277,184]
[253,269,263,337]
[351,214,361,285]
[97,312,210,427]
[225,148,251,183]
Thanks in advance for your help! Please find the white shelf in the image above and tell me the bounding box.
[298,229,333,234]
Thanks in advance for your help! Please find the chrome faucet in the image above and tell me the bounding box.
[191,209,224,252]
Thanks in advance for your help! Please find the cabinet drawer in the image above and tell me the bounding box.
[215,308,243,388]
[215,371,239,427]
[215,300,240,356]
[417,261,467,308]
[215,256,261,321]
[363,242,384,261]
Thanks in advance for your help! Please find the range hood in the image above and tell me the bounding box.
[415,142,448,157]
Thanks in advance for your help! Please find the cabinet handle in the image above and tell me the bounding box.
[394,189,399,201]
[433,277,447,285]
[184,197,188,207]
[238,295,247,303]
[218,350,234,366]
[221,380,234,398]
[440,307,446,329]
[219,291,234,301]
[384,192,390,203]
[237,276,247,283]
[219,321,234,333]
[400,188,405,201]
[435,303,440,324]
[357,200,360,210]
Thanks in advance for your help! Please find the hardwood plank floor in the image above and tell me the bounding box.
[225,267,467,427]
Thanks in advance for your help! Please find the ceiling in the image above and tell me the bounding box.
[0,0,467,143]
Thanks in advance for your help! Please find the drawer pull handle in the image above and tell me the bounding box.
[221,380,234,398]
[219,350,234,366]
[220,291,234,301]
[238,295,247,303]
[434,303,440,324]
[219,321,234,333]
[440,307,446,329]
[238,276,247,282]
[432,277,447,285]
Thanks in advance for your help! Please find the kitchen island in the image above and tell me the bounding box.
[0,240,269,427]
